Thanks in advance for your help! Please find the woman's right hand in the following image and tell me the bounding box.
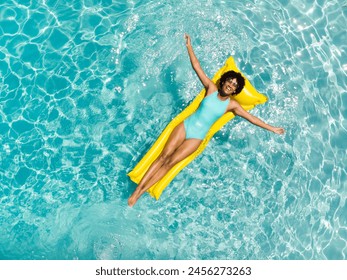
[184,33,191,47]
[272,127,285,134]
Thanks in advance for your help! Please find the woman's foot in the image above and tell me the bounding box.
[128,193,139,207]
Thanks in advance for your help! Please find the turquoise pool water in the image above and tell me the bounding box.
[0,0,346,260]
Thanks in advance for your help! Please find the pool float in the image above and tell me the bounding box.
[128,56,267,200]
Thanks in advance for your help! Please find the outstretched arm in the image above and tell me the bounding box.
[185,34,216,92]
[231,101,285,134]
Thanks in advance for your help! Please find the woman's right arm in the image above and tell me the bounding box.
[230,100,285,134]
[185,34,216,92]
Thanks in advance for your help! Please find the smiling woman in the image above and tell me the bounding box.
[128,55,269,200]
[127,34,285,207]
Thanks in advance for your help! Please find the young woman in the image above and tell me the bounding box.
[128,34,285,207]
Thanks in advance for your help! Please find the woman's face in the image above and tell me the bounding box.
[222,77,238,95]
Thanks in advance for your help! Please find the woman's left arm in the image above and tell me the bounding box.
[231,102,285,134]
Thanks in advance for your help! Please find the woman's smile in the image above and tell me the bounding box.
[224,78,238,94]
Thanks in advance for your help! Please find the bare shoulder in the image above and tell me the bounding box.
[227,99,240,111]
[205,83,218,96]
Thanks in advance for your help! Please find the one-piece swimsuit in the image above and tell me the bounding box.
[183,91,229,140]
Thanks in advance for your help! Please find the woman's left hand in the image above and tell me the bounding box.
[272,127,285,134]
[184,33,191,47]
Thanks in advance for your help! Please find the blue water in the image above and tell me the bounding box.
[0,0,346,260]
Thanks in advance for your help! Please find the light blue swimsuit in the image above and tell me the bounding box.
[184,91,229,140]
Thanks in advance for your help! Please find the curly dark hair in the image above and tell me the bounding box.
[219,70,245,95]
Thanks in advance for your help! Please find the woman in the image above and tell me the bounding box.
[128,34,285,207]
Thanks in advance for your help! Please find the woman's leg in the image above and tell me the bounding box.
[128,123,186,205]
[128,138,202,206]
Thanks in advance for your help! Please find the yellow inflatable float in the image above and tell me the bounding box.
[128,56,267,200]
